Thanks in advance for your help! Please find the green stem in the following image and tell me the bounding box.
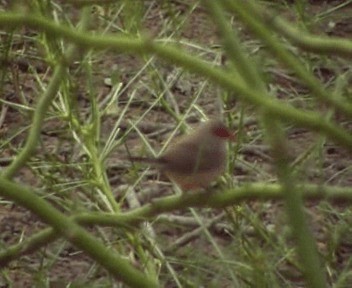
[262,113,326,288]
[1,182,351,267]
[0,176,157,287]
[0,13,351,149]
[222,0,352,119]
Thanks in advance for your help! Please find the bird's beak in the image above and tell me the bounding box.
[228,132,236,142]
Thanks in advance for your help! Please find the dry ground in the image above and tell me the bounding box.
[1,1,352,287]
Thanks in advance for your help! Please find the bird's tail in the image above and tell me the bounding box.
[128,156,167,166]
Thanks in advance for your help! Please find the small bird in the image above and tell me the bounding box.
[129,120,235,190]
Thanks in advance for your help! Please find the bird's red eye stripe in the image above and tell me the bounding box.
[213,127,233,138]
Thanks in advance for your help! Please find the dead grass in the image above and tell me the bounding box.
[1,0,352,287]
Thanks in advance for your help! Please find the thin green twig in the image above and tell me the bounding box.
[0,175,158,287]
[262,113,327,288]
[1,182,351,267]
[0,13,351,149]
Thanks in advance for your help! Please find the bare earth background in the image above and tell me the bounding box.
[1,0,352,287]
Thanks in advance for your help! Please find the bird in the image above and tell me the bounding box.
[129,120,235,191]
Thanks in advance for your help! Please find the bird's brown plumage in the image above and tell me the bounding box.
[129,120,234,190]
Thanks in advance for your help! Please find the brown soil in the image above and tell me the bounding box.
[1,1,352,287]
